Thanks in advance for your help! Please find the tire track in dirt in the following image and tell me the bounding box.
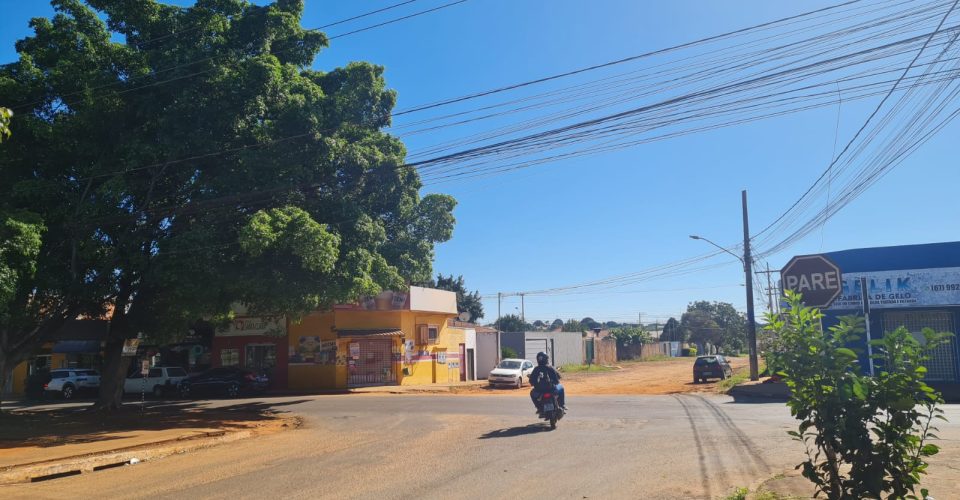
[689,394,771,477]
[673,394,724,499]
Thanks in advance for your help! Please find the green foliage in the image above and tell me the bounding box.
[560,364,613,373]
[420,274,483,322]
[501,346,518,359]
[496,314,529,333]
[0,107,11,142]
[687,346,698,357]
[580,316,600,329]
[0,0,456,409]
[610,326,652,346]
[551,318,564,330]
[682,301,746,353]
[765,291,950,499]
[723,487,750,500]
[562,319,584,332]
[661,317,684,342]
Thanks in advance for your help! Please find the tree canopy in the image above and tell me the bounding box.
[496,314,529,333]
[562,319,584,332]
[0,0,456,409]
[681,301,746,353]
[550,318,564,331]
[661,317,683,342]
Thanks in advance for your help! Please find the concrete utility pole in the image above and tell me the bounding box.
[496,292,502,361]
[742,190,759,381]
[520,293,525,327]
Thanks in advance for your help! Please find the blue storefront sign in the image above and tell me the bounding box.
[828,267,960,311]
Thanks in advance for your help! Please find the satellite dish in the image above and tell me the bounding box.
[458,312,471,322]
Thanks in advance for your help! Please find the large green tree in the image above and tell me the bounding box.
[420,273,483,322]
[681,301,746,353]
[0,0,455,410]
[661,317,683,342]
[0,107,11,141]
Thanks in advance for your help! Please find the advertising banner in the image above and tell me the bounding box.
[828,267,960,310]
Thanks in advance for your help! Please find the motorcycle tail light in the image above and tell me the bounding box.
[543,393,551,398]
[244,373,256,381]
[43,383,48,389]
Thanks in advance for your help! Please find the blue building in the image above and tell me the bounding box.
[803,241,960,383]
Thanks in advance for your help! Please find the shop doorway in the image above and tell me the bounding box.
[347,339,397,387]
[244,344,277,382]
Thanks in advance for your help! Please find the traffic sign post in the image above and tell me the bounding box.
[780,254,843,308]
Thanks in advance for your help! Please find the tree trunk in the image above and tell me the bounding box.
[93,337,131,411]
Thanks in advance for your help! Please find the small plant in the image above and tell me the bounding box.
[501,346,518,359]
[724,487,749,500]
[766,291,950,499]
[687,346,698,356]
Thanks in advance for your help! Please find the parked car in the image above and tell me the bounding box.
[44,369,100,399]
[488,358,535,388]
[693,355,733,383]
[124,366,189,397]
[178,367,269,398]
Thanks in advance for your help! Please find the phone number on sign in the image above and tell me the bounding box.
[930,284,960,292]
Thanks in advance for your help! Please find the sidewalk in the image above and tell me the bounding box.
[0,399,297,484]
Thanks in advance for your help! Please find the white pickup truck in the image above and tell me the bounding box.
[124,366,189,397]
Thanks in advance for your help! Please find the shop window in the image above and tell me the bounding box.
[245,344,277,374]
[221,348,240,367]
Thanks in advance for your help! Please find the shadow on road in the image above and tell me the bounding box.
[478,424,552,439]
[0,399,309,450]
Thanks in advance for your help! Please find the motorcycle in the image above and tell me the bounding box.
[535,390,564,429]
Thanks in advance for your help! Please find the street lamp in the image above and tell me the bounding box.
[689,235,744,266]
[689,228,759,381]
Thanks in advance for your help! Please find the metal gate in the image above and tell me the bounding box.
[347,339,397,387]
[883,310,957,382]
[525,339,551,364]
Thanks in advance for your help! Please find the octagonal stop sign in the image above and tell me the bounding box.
[780,254,843,308]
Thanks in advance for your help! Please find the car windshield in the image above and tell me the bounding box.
[167,367,187,377]
[695,357,719,366]
[497,361,522,370]
[50,372,69,379]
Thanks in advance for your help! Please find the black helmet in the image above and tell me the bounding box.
[536,351,549,366]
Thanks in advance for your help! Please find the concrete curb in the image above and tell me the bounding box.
[727,383,790,401]
[0,429,254,485]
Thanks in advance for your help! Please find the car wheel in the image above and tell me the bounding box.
[719,372,727,380]
[517,377,523,388]
[226,382,240,398]
[179,384,191,399]
[153,385,164,398]
[62,384,75,400]
[693,377,699,384]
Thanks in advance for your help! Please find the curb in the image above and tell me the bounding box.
[0,429,254,485]
[727,385,790,401]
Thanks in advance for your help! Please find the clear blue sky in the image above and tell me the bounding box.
[3,1,958,325]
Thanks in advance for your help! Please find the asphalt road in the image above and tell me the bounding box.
[4,394,959,499]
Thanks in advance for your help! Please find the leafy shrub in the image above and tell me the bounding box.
[501,346,518,359]
[766,291,949,499]
[687,346,698,357]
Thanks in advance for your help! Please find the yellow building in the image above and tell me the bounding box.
[285,286,463,390]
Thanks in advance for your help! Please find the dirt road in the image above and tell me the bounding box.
[457,356,751,396]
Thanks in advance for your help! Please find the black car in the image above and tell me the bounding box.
[693,355,734,383]
[178,367,269,398]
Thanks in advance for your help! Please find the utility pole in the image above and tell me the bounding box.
[496,292,502,361]
[520,293,525,328]
[742,190,759,381]
[638,312,642,328]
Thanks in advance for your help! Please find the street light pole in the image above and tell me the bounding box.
[688,189,759,381]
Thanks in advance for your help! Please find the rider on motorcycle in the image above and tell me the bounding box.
[529,351,566,411]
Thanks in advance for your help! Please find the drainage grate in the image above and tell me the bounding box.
[31,470,81,482]
[92,461,129,472]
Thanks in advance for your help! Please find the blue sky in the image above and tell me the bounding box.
[3,1,958,325]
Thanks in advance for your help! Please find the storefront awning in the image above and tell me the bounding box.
[336,329,404,338]
[52,340,101,353]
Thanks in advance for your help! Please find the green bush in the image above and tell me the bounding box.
[687,346,698,357]
[767,291,950,500]
[501,346,518,359]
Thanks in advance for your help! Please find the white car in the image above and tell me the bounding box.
[45,369,100,399]
[124,366,189,397]
[488,358,535,388]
